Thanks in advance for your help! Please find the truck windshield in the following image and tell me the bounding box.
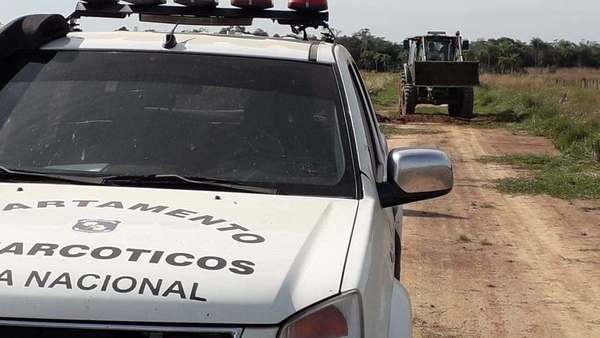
[0,51,356,197]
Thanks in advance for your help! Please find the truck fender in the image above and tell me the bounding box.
[388,280,412,338]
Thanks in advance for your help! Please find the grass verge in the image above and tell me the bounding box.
[362,72,399,111]
[475,70,600,200]
[475,72,600,161]
[478,154,600,200]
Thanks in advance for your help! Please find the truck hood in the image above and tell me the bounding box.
[0,183,358,324]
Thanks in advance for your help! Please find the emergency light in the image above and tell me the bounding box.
[174,0,219,7]
[231,0,274,10]
[71,0,330,39]
[83,0,119,4]
[288,0,328,12]
[123,0,166,5]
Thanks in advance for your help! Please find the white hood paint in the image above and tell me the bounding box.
[0,183,358,324]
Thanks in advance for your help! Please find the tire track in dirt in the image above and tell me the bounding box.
[388,123,600,338]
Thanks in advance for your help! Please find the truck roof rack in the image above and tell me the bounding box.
[68,1,330,34]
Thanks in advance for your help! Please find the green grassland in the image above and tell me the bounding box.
[478,154,600,200]
[361,72,399,110]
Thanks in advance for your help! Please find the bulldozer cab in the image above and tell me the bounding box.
[424,37,458,61]
[405,32,468,63]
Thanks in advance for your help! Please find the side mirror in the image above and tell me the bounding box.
[403,39,410,50]
[461,39,470,50]
[379,148,453,208]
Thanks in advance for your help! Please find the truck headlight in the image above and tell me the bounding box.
[278,291,363,338]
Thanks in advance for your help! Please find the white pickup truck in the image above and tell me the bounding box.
[0,2,453,337]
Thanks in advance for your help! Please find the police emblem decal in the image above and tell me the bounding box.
[73,219,121,233]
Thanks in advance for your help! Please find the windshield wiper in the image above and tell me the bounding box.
[0,166,102,185]
[0,167,277,194]
[101,174,278,194]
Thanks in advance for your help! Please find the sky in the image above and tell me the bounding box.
[2,0,599,43]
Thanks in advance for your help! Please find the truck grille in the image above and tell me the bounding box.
[0,325,235,338]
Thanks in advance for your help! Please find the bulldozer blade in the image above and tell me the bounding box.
[414,61,480,87]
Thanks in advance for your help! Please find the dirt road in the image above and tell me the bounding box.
[388,123,600,338]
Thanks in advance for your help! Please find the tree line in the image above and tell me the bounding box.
[88,25,600,73]
[336,29,405,72]
[335,29,600,73]
[5,19,600,73]
[466,38,600,73]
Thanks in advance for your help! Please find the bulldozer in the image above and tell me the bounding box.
[400,31,479,118]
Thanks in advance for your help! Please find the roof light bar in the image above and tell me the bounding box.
[174,0,219,8]
[288,0,328,12]
[231,0,274,10]
[69,1,329,30]
[123,0,166,5]
[141,14,251,26]
[82,0,119,4]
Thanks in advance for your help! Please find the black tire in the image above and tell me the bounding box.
[400,71,417,115]
[448,87,474,118]
[398,72,417,115]
[448,102,459,117]
[403,85,417,115]
[398,72,405,115]
[461,87,475,118]
[448,88,461,117]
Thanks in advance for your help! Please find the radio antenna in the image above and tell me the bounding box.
[163,24,179,49]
